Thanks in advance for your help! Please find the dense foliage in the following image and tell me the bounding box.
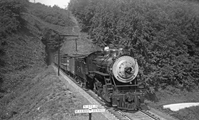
[29,3,75,65]
[0,0,29,90]
[69,0,199,91]
[41,29,64,52]
[0,0,28,37]
[29,3,75,27]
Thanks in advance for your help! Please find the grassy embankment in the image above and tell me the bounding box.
[0,1,83,119]
[1,66,91,120]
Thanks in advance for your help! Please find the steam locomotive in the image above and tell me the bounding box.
[54,47,145,110]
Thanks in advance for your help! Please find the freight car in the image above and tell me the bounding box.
[54,47,145,111]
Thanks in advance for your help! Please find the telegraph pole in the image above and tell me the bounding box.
[58,35,64,76]
[75,38,78,52]
[58,46,60,76]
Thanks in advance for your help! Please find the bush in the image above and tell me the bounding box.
[0,0,28,37]
[29,3,75,27]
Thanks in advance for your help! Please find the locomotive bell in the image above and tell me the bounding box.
[112,56,139,83]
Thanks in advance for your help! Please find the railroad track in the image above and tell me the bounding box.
[87,89,165,120]
[53,65,171,120]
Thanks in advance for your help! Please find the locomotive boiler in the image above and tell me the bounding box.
[92,48,138,83]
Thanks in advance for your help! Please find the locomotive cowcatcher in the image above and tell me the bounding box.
[55,47,145,111]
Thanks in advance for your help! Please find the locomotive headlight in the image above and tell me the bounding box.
[112,56,139,83]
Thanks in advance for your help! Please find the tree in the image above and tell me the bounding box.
[41,29,64,65]
[0,0,28,37]
[69,0,199,90]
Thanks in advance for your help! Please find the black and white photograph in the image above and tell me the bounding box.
[0,0,199,120]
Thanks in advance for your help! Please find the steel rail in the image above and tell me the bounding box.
[54,64,170,120]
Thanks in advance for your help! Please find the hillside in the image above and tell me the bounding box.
[0,0,45,96]
[0,66,95,120]
[60,15,101,56]
[0,0,78,119]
